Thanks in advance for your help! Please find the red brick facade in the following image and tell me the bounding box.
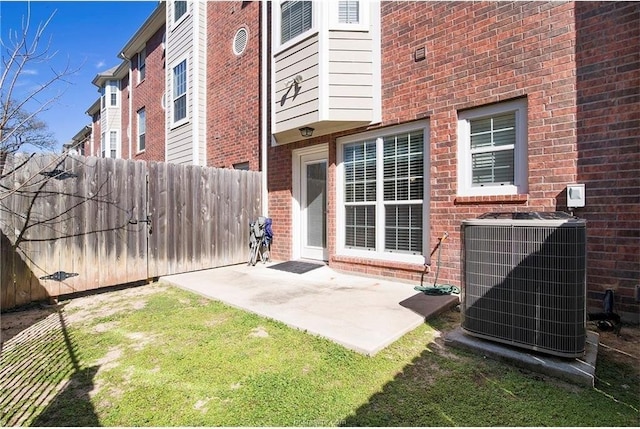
[267,2,639,319]
[131,24,167,162]
[206,1,261,170]
[575,2,639,318]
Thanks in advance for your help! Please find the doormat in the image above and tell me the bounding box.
[267,260,324,274]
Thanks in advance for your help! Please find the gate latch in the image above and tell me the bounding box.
[129,215,152,235]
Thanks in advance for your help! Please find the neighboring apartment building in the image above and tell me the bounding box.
[90,62,127,159]
[63,125,91,155]
[86,2,166,162]
[77,1,638,320]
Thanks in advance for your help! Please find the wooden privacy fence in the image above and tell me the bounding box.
[0,153,262,310]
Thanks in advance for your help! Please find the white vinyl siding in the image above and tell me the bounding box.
[101,132,106,158]
[327,30,374,122]
[338,121,429,263]
[274,34,320,133]
[272,2,379,143]
[457,99,528,196]
[166,0,206,165]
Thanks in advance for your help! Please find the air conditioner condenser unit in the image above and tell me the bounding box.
[461,212,587,358]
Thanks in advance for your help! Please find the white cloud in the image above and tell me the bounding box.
[96,60,106,69]
[22,69,38,75]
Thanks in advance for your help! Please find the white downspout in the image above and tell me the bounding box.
[261,1,268,216]
[120,52,133,159]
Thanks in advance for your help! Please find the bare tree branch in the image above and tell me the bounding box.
[0,5,82,158]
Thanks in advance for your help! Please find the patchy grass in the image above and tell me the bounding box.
[1,283,638,426]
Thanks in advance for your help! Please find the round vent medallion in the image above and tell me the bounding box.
[233,27,248,55]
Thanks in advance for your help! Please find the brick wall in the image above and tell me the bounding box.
[131,25,167,162]
[345,1,581,285]
[270,3,578,276]
[206,1,261,170]
[267,2,638,320]
[575,2,639,319]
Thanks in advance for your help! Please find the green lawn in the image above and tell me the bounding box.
[1,283,638,426]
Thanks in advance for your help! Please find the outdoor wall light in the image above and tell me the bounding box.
[299,126,314,138]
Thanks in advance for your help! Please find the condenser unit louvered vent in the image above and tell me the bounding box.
[461,212,587,358]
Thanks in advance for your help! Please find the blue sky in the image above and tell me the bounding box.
[1,1,158,152]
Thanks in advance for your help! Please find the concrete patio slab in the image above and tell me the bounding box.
[161,262,459,356]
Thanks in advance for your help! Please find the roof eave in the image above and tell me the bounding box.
[119,2,166,59]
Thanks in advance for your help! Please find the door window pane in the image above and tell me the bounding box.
[306,162,326,248]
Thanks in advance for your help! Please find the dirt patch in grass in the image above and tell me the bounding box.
[594,322,640,368]
[1,284,168,350]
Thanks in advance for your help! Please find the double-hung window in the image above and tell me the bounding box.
[138,48,146,83]
[338,1,359,24]
[172,59,187,124]
[108,80,118,107]
[100,86,105,109]
[457,98,528,196]
[174,1,187,22]
[280,1,312,45]
[137,108,146,152]
[109,131,118,158]
[338,122,428,263]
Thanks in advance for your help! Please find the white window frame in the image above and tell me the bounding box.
[336,120,430,265]
[171,57,188,128]
[329,0,369,31]
[101,132,106,157]
[274,0,317,53]
[137,48,146,84]
[137,108,146,153]
[457,98,528,197]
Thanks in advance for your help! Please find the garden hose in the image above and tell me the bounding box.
[414,232,461,295]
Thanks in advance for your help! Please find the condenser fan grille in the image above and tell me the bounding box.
[461,214,587,358]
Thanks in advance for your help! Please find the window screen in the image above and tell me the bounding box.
[470,112,516,186]
[174,1,187,21]
[338,1,359,24]
[281,1,312,44]
[173,60,187,123]
[342,130,425,255]
[138,108,146,151]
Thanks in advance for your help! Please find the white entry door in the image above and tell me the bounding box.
[299,151,328,261]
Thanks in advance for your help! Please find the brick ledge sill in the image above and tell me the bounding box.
[454,194,529,205]
[331,255,426,273]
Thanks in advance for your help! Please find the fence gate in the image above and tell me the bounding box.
[1,154,261,310]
